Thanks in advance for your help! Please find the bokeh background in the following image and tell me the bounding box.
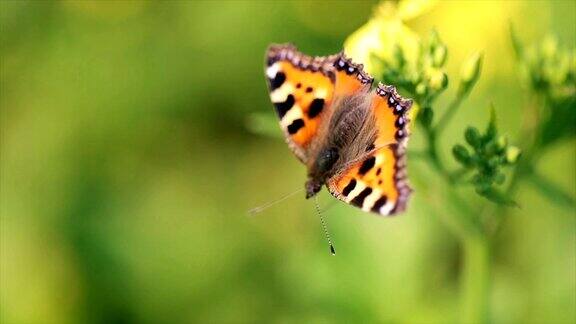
[1,1,575,323]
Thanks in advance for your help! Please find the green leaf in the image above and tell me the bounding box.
[429,29,442,50]
[475,187,518,207]
[509,22,524,60]
[393,44,406,69]
[484,105,497,143]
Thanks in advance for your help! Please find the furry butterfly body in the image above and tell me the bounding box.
[265,44,412,216]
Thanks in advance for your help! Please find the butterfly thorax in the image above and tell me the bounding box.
[305,92,376,199]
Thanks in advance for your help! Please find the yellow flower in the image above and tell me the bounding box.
[344,0,436,76]
[344,0,438,125]
[397,0,437,21]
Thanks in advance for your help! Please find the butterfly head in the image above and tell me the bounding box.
[305,179,322,199]
[306,147,340,199]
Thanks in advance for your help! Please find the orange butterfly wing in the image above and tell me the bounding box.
[332,53,373,96]
[327,84,412,216]
[265,45,373,162]
[265,44,336,162]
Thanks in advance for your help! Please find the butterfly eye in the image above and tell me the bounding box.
[317,147,340,173]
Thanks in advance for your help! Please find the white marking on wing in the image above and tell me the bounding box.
[375,153,385,166]
[280,104,303,128]
[266,63,279,79]
[270,83,294,103]
[344,180,367,203]
[379,200,395,216]
[315,88,328,99]
[362,188,383,212]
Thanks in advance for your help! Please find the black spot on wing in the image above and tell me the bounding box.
[342,179,356,197]
[287,118,305,134]
[371,195,387,213]
[358,156,376,175]
[274,94,294,119]
[269,72,286,91]
[307,98,325,118]
[351,187,372,207]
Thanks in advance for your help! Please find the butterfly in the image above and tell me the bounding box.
[264,44,412,216]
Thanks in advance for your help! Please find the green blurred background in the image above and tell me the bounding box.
[1,1,574,323]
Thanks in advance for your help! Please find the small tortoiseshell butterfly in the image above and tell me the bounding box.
[265,44,412,216]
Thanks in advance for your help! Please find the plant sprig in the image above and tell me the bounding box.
[371,29,519,206]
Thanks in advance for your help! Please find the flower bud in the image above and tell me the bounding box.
[465,127,482,149]
[485,141,498,156]
[432,45,447,67]
[429,29,441,48]
[416,82,427,96]
[495,135,507,151]
[452,144,472,167]
[488,157,500,169]
[460,52,483,92]
[505,146,521,164]
[429,70,448,91]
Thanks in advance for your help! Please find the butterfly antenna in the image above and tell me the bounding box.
[314,195,336,255]
[248,188,304,216]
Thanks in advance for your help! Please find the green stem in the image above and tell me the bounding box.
[435,188,482,239]
[418,120,490,324]
[461,236,491,324]
[435,90,467,135]
[424,126,454,183]
[450,168,471,183]
[528,169,576,209]
[427,130,440,167]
